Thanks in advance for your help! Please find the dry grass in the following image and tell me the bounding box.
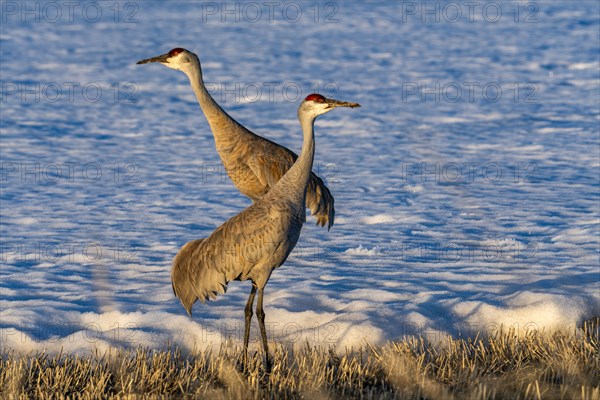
[1,320,598,399]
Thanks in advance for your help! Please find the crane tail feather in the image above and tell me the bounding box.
[171,238,206,315]
[306,172,335,230]
[172,237,234,315]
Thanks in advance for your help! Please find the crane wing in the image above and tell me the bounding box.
[247,152,293,189]
[171,204,296,316]
[247,150,335,229]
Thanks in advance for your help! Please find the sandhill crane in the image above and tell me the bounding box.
[137,48,336,229]
[171,94,359,370]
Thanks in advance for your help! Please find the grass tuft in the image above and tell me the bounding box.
[1,319,598,399]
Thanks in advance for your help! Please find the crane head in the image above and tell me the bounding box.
[136,48,199,73]
[300,93,360,119]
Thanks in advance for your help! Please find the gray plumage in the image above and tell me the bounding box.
[167,93,359,369]
[137,48,335,229]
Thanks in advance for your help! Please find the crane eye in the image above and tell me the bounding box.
[169,48,185,57]
[305,94,325,103]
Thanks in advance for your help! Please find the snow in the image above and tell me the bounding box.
[1,1,599,354]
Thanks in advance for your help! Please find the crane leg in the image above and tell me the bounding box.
[243,285,257,366]
[256,287,271,372]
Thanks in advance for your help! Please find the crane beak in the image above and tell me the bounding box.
[324,98,361,109]
[136,53,170,65]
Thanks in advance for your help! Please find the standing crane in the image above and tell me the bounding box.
[170,94,359,370]
[137,48,336,229]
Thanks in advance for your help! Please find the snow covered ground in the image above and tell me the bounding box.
[1,1,599,354]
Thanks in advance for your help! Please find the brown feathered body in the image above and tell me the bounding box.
[171,97,318,314]
[183,51,334,229]
[171,188,305,314]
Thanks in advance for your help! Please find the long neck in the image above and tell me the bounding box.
[270,111,315,203]
[186,63,249,149]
